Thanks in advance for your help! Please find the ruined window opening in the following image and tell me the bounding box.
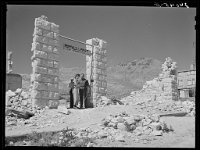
[189,89,195,97]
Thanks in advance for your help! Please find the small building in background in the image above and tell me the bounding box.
[6,73,22,91]
[6,51,22,92]
[177,69,196,99]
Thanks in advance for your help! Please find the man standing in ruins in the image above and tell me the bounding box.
[77,73,89,109]
[68,79,74,108]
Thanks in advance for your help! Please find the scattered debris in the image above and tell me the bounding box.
[100,112,174,139]
[98,96,124,106]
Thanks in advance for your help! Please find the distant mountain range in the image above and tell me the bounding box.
[21,57,162,98]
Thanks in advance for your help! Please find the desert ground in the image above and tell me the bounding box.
[5,101,195,147]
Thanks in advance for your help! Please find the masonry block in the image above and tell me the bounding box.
[48,100,59,109]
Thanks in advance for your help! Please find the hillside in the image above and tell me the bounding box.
[21,57,162,98]
[107,57,162,97]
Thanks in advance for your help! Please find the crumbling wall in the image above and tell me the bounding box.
[86,38,107,107]
[31,15,60,108]
[131,57,178,101]
[6,74,22,92]
[159,57,178,101]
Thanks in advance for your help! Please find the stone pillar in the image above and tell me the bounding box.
[7,51,13,73]
[161,75,178,101]
[31,15,60,109]
[86,38,107,107]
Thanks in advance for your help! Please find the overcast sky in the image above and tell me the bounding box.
[6,5,196,74]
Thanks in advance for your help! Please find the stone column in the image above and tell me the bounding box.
[31,15,60,109]
[86,38,107,107]
[7,51,13,73]
[161,76,178,101]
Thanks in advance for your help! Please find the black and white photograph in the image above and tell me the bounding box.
[5,4,196,147]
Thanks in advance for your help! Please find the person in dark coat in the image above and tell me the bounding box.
[68,79,74,108]
[77,73,89,109]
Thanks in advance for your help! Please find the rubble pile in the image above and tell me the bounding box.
[6,103,72,128]
[6,89,32,112]
[121,92,195,116]
[5,88,54,127]
[72,112,174,144]
[120,57,196,115]
[182,101,195,116]
[97,96,124,106]
[100,112,173,137]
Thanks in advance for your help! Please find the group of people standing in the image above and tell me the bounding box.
[68,73,90,109]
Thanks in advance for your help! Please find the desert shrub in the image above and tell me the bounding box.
[162,122,174,133]
[5,127,78,146]
[71,137,96,147]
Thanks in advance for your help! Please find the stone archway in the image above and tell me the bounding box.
[30,15,107,108]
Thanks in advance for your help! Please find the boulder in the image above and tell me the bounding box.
[6,109,34,119]
[101,96,110,102]
[105,115,113,121]
[143,128,152,135]
[107,122,117,129]
[57,109,71,115]
[129,124,137,131]
[87,142,95,147]
[6,90,16,97]
[142,118,152,126]
[116,116,125,123]
[134,116,142,122]
[125,117,136,125]
[150,114,160,122]
[102,119,110,127]
[135,131,142,136]
[119,111,129,117]
[21,100,28,106]
[151,130,163,136]
[149,122,162,131]
[21,91,29,99]
[15,88,22,94]
[98,131,108,138]
[117,123,128,131]
[115,134,125,142]
[111,118,118,124]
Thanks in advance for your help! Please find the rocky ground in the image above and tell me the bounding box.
[5,90,195,147]
[6,57,195,147]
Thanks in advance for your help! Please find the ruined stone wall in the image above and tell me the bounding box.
[30,16,60,108]
[86,38,107,107]
[160,76,178,101]
[178,70,196,89]
[131,57,178,101]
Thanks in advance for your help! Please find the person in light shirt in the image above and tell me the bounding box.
[73,74,80,108]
